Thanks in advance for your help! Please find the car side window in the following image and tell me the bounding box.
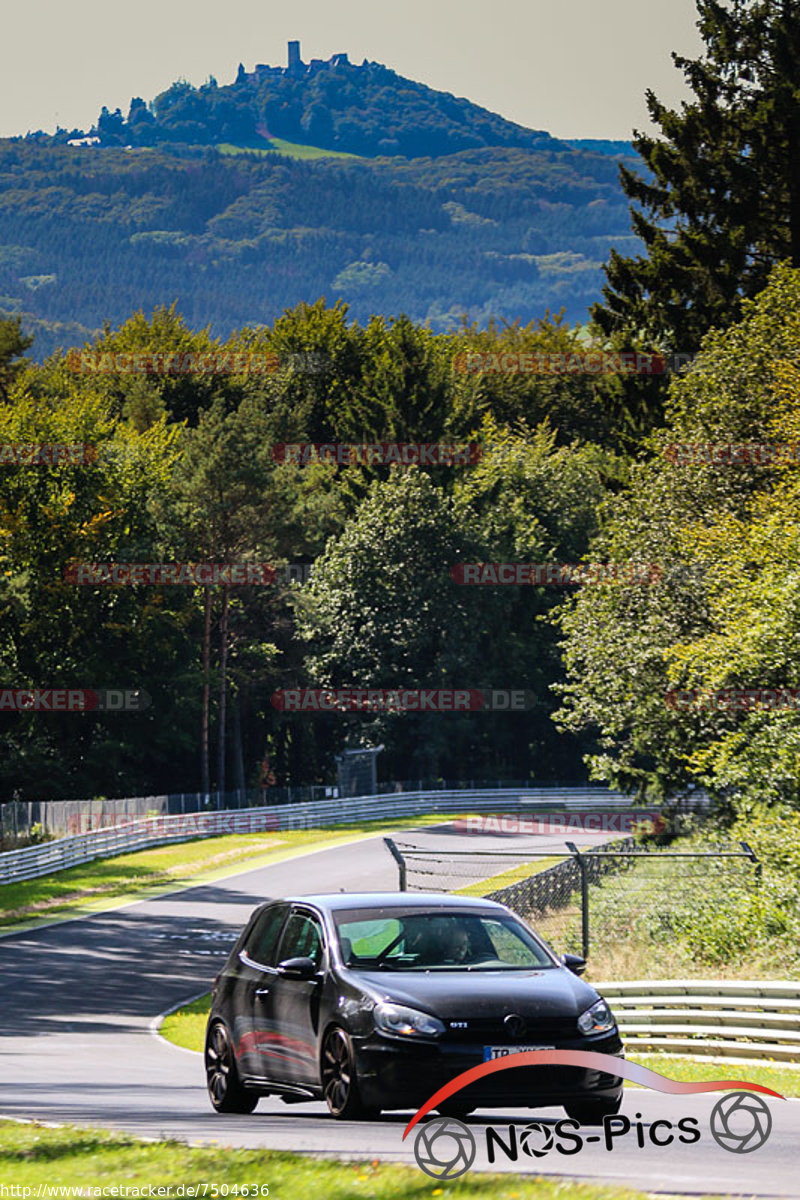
[277,911,324,967]
[242,904,287,967]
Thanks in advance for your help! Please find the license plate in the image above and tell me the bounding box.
[483,1045,555,1060]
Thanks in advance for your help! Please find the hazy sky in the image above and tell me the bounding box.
[1,0,703,140]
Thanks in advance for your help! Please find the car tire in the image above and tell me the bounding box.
[321,1027,378,1120]
[564,1097,622,1124]
[205,1021,258,1114]
[437,1101,476,1118]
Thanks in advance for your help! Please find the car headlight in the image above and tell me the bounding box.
[373,1001,445,1038]
[577,999,616,1036]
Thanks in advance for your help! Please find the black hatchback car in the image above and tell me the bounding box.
[205,892,624,1121]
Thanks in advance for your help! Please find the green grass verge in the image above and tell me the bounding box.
[0,1119,657,1198]
[160,994,212,1051]
[217,139,360,160]
[453,856,564,898]
[0,814,452,932]
[451,824,628,899]
[628,1052,800,1097]
[160,994,800,1098]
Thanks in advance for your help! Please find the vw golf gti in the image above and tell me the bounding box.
[204,892,624,1120]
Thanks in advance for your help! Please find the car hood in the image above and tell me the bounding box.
[348,966,601,1019]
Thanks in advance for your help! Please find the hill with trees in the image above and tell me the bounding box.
[1,47,644,355]
[43,46,562,160]
[0,138,640,359]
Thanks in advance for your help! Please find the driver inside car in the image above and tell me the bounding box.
[447,923,472,963]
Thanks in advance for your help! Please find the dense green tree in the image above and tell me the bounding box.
[295,467,481,778]
[0,316,33,401]
[169,391,345,794]
[91,57,561,157]
[594,0,800,352]
[96,106,126,145]
[448,313,663,450]
[64,305,226,426]
[0,375,188,798]
[296,428,615,782]
[557,263,800,802]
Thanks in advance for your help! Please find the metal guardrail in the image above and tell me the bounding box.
[0,787,650,887]
[6,778,695,838]
[597,980,800,1062]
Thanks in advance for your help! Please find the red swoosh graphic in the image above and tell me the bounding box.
[401,1050,785,1139]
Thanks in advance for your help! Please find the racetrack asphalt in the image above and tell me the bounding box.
[1,824,797,1196]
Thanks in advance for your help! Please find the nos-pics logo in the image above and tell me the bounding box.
[405,1052,782,1180]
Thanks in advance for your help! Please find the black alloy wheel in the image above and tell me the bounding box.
[321,1027,378,1119]
[205,1021,258,1113]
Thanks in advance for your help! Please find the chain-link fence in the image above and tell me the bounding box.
[547,842,761,969]
[385,836,638,950]
[384,837,760,961]
[384,838,575,894]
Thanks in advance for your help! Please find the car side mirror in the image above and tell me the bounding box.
[561,953,587,976]
[278,955,317,980]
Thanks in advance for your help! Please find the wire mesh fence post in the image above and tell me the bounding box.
[741,840,761,889]
[567,841,589,960]
[384,837,407,890]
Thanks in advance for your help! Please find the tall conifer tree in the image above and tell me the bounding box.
[594,0,800,352]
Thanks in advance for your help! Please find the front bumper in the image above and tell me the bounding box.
[354,1031,625,1111]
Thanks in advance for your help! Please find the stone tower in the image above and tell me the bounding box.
[288,40,301,70]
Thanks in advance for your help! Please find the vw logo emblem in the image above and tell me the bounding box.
[709,1092,773,1153]
[413,1116,476,1179]
[504,1013,526,1039]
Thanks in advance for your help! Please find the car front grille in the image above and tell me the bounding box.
[442,1016,578,1043]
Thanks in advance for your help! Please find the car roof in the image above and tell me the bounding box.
[275,892,508,913]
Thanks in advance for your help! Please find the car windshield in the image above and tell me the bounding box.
[333,908,556,971]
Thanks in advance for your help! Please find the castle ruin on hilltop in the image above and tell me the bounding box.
[254,40,350,80]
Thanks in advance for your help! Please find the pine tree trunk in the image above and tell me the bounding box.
[784,2,800,267]
[788,142,800,268]
[201,586,211,797]
[232,691,246,798]
[217,588,230,806]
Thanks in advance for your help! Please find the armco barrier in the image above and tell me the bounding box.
[598,980,800,1062]
[0,787,655,887]
[6,780,692,838]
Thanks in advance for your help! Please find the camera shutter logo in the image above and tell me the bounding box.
[709,1092,773,1153]
[519,1121,554,1158]
[413,1116,476,1179]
